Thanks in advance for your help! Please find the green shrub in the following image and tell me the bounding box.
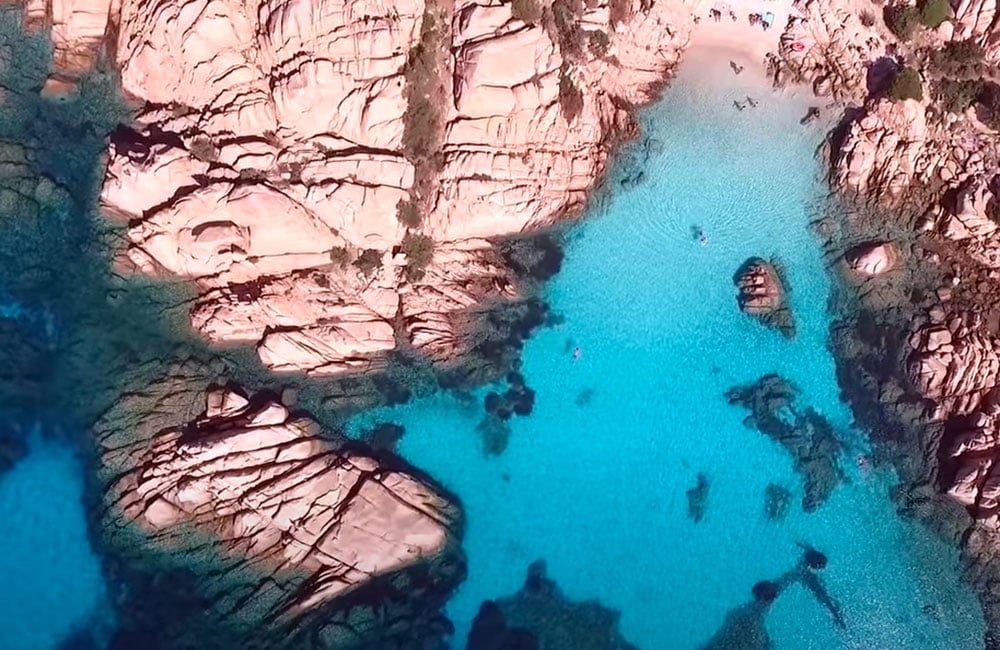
[511,0,542,24]
[888,66,924,101]
[401,232,434,281]
[883,4,919,40]
[354,248,383,276]
[932,39,986,79]
[396,199,421,228]
[918,0,952,27]
[329,246,350,267]
[558,69,584,122]
[588,30,610,55]
[937,78,983,113]
[189,136,218,162]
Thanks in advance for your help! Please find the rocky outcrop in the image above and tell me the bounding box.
[734,257,795,339]
[20,0,695,376]
[97,364,464,648]
[844,241,898,276]
[770,0,884,100]
[466,560,637,650]
[726,375,846,512]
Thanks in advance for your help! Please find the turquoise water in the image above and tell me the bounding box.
[351,50,986,648]
[0,431,109,649]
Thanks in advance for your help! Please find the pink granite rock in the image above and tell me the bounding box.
[20,0,693,375]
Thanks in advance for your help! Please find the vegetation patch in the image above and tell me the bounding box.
[558,68,584,122]
[401,231,435,281]
[354,248,383,277]
[511,0,543,24]
[888,65,923,101]
[937,78,983,114]
[588,30,610,56]
[883,3,919,41]
[608,0,632,26]
[396,198,422,228]
[550,0,585,60]
[931,39,986,79]
[918,0,952,28]
[189,135,218,162]
[328,246,350,267]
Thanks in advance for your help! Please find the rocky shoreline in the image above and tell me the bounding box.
[10,0,1000,644]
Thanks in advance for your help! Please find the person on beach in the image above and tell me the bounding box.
[730,60,744,75]
[746,96,759,107]
[733,100,746,111]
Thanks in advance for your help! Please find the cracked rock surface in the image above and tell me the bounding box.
[97,362,464,647]
[26,0,694,376]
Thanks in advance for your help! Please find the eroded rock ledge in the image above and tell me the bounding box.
[96,362,464,648]
[25,0,694,378]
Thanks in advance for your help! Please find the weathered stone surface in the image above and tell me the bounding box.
[23,0,695,376]
[844,241,898,276]
[97,364,464,647]
[734,257,795,339]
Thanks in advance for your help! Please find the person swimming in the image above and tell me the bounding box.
[573,347,581,362]
[697,227,708,245]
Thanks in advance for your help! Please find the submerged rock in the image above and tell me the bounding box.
[467,560,637,650]
[734,258,795,339]
[764,483,792,520]
[687,472,710,523]
[97,365,464,648]
[725,375,846,512]
[701,544,844,649]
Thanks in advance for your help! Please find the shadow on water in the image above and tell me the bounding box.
[701,545,845,650]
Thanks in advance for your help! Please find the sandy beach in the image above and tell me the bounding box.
[688,0,797,66]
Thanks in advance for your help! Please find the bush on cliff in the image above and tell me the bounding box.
[401,232,434,281]
[937,78,983,113]
[354,249,383,276]
[396,198,421,228]
[558,69,584,122]
[918,0,952,27]
[329,246,350,267]
[888,66,924,101]
[976,82,1000,128]
[511,0,542,25]
[883,4,919,40]
[932,39,987,79]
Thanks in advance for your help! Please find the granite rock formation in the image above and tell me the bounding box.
[22,0,695,377]
[734,257,795,339]
[843,241,898,276]
[96,363,464,648]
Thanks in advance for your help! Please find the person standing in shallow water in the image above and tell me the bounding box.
[700,545,846,649]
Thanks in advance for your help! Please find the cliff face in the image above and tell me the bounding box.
[30,0,692,376]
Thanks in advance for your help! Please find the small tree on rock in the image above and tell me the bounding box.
[918,0,952,28]
[354,249,383,277]
[883,3,920,40]
[888,66,924,101]
[401,232,434,281]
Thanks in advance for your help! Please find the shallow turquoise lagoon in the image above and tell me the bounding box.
[352,51,986,648]
[0,431,108,649]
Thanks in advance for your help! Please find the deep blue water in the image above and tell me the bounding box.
[350,50,986,648]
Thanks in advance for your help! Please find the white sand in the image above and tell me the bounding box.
[688,0,799,67]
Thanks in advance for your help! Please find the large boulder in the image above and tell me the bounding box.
[843,241,898,276]
[734,257,795,339]
[97,364,464,648]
